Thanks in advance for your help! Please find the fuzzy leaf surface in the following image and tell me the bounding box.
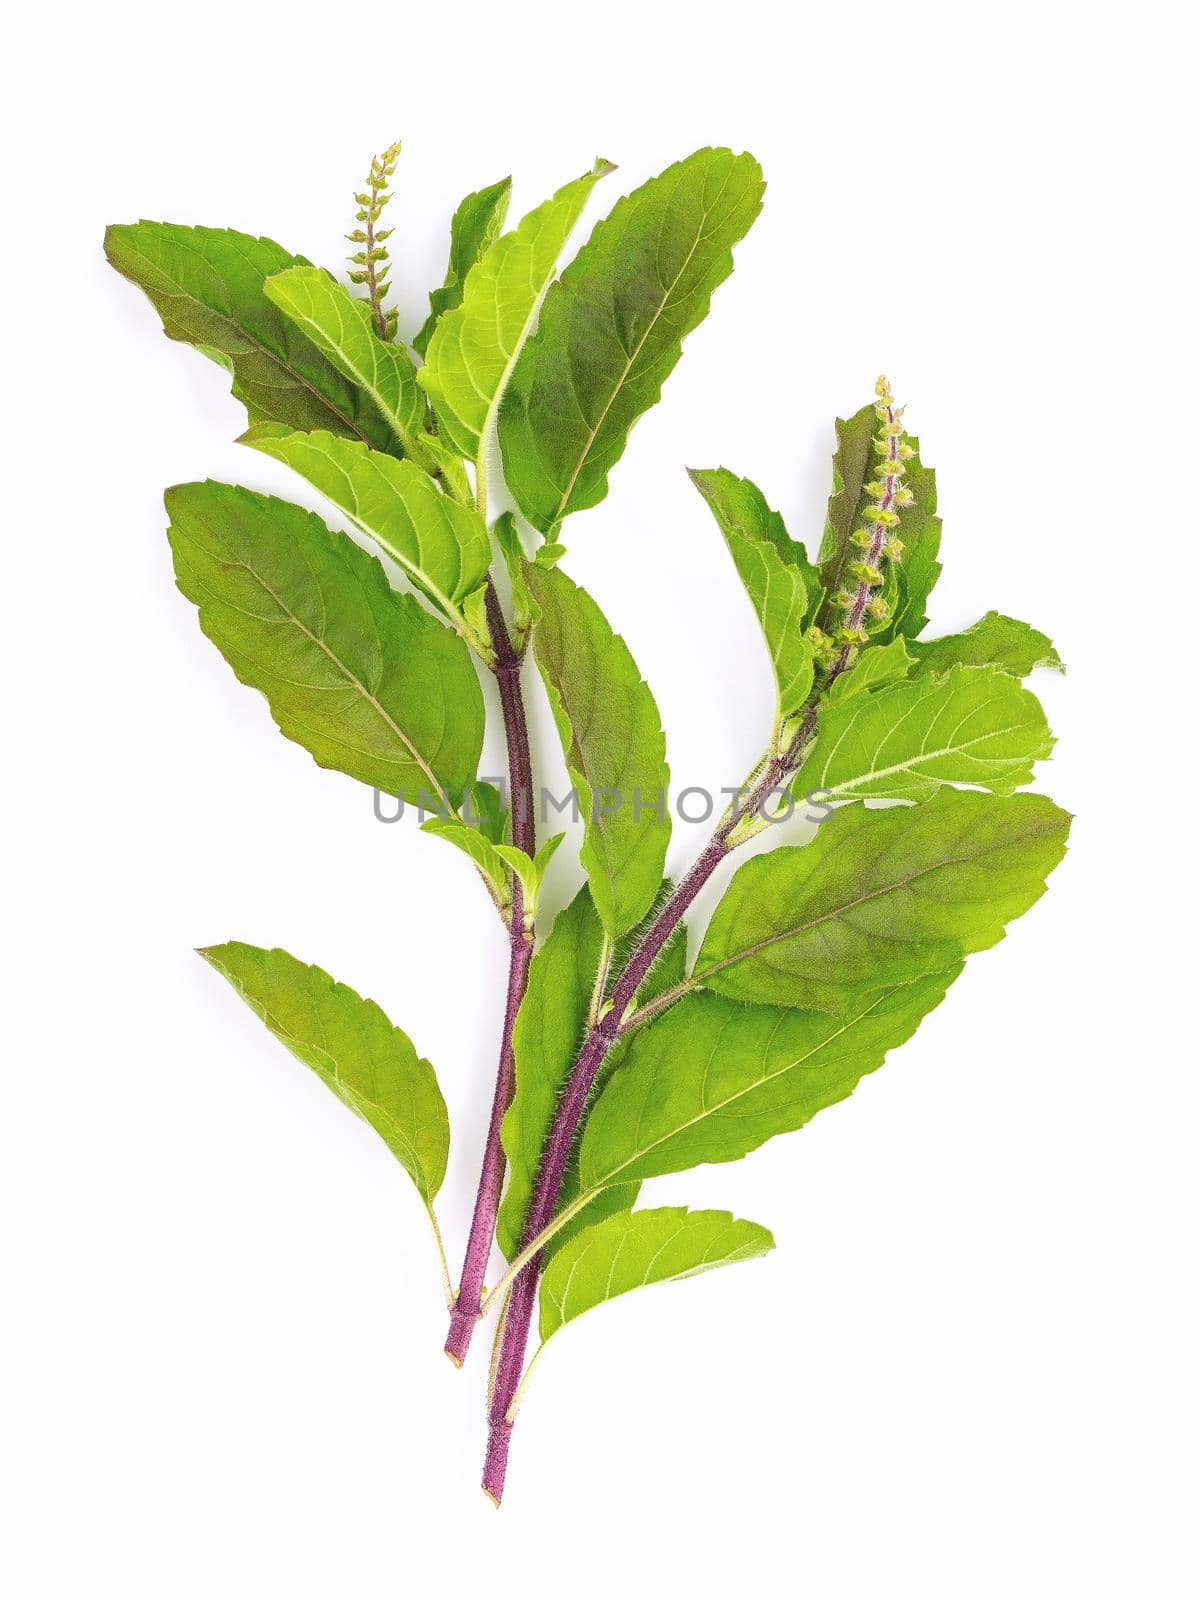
[199,943,448,1203]
[165,482,483,801]
[695,789,1070,1011]
[910,610,1065,677]
[581,970,959,1186]
[499,148,764,532]
[538,1208,773,1341]
[413,177,512,357]
[689,468,817,718]
[239,427,491,631]
[104,223,401,452]
[796,666,1054,802]
[262,266,425,453]
[824,637,915,704]
[418,161,612,460]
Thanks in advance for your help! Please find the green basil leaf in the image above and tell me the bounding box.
[494,835,566,925]
[199,942,449,1205]
[538,1208,773,1341]
[413,177,512,357]
[418,160,613,461]
[262,265,425,454]
[420,818,511,910]
[695,790,1070,1012]
[818,406,878,593]
[525,564,670,937]
[581,970,959,1186]
[796,665,1054,802]
[105,223,400,452]
[909,610,1065,677]
[239,426,491,642]
[499,147,764,533]
[689,468,818,720]
[165,481,484,802]
[885,444,943,641]
[824,636,915,704]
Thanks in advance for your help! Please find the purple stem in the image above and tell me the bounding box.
[445,581,536,1364]
[482,724,818,1501]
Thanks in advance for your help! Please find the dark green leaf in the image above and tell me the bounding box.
[818,405,878,595]
[104,223,402,452]
[694,790,1070,1012]
[165,481,484,801]
[525,564,671,937]
[499,147,765,533]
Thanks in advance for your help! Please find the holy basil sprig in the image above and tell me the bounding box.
[107,142,1068,1508]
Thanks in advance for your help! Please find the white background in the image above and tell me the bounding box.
[5,2,1195,1594]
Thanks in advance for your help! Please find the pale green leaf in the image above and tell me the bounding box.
[909,610,1065,677]
[413,177,512,357]
[824,637,915,704]
[418,160,613,461]
[238,426,491,640]
[796,666,1054,802]
[492,512,534,641]
[104,223,402,452]
[495,834,566,923]
[580,970,958,1187]
[262,265,425,454]
[420,817,511,908]
[694,790,1070,1012]
[419,428,473,504]
[165,481,484,802]
[199,942,449,1203]
[538,1208,773,1341]
[499,148,765,533]
[525,564,670,937]
[689,467,818,719]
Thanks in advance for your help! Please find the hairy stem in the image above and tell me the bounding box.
[481,716,820,1500]
[445,579,537,1363]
